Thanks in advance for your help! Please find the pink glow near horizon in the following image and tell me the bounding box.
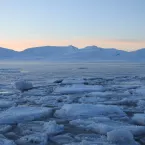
[0,39,145,51]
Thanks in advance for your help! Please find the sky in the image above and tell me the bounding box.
[0,0,145,51]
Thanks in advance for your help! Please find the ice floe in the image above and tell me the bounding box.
[0,106,52,124]
[54,84,103,94]
[50,133,74,144]
[0,134,16,145]
[55,104,127,119]
[0,125,12,133]
[18,120,64,135]
[135,86,145,95]
[16,133,48,145]
[86,91,113,97]
[43,120,64,135]
[132,114,145,125]
[70,117,145,136]
[107,129,138,145]
[0,100,15,108]
[61,78,85,85]
[15,80,33,92]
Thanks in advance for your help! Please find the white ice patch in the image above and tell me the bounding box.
[132,114,145,125]
[55,104,126,119]
[87,91,113,97]
[54,84,103,94]
[43,120,64,135]
[107,129,138,145]
[15,80,33,92]
[0,106,52,124]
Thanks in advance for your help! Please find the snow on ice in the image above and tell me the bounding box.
[0,106,52,124]
[55,104,127,119]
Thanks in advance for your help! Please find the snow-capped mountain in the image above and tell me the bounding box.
[0,47,18,59]
[19,45,78,60]
[0,45,145,62]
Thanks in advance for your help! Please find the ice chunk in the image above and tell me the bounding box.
[61,78,85,85]
[0,125,12,133]
[79,96,107,104]
[70,117,112,135]
[87,91,112,97]
[70,117,145,136]
[0,100,14,108]
[18,120,64,136]
[54,84,103,94]
[137,100,145,110]
[43,120,64,135]
[35,95,74,107]
[0,106,52,124]
[50,134,74,144]
[53,79,63,83]
[15,80,33,92]
[107,98,138,106]
[107,129,138,145]
[0,135,16,145]
[64,139,113,145]
[55,104,126,119]
[132,114,145,125]
[135,87,145,95]
[16,133,48,145]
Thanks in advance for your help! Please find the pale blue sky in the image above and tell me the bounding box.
[0,0,145,51]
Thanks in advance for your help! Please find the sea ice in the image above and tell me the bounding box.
[54,84,103,94]
[0,106,52,124]
[70,117,145,136]
[61,78,85,85]
[0,125,12,133]
[135,86,145,95]
[50,133,74,144]
[16,133,48,145]
[86,91,112,97]
[43,120,64,135]
[55,104,126,119]
[137,100,145,110]
[15,80,33,92]
[0,100,15,108]
[18,120,64,136]
[78,96,106,104]
[132,114,145,125]
[0,135,16,145]
[107,129,138,145]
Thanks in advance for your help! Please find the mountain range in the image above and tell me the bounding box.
[0,45,145,62]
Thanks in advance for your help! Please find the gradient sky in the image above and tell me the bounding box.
[0,0,145,51]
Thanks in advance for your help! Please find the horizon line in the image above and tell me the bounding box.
[0,45,145,52]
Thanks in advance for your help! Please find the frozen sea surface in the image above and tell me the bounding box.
[0,62,145,145]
